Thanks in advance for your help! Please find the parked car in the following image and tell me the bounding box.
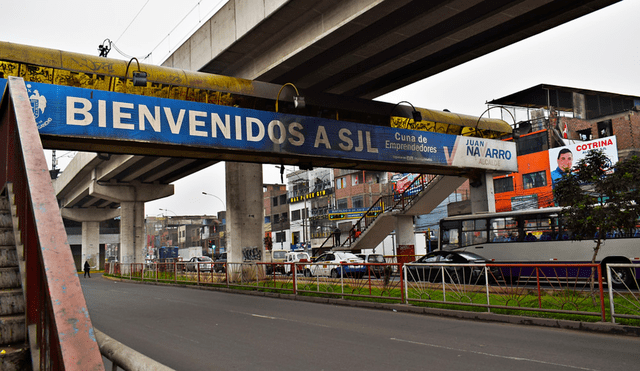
[356,253,387,278]
[214,253,227,273]
[405,251,498,284]
[284,251,311,275]
[303,252,365,278]
[185,256,213,272]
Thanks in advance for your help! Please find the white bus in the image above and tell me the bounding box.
[439,207,640,286]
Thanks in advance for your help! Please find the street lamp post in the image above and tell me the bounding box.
[202,192,226,256]
[202,192,226,212]
[158,208,177,248]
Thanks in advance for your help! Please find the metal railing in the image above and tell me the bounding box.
[106,261,640,324]
[95,328,174,371]
[0,77,104,369]
[606,264,640,324]
[405,263,607,321]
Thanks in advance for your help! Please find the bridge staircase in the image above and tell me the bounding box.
[0,189,30,370]
[332,174,466,252]
[0,77,104,370]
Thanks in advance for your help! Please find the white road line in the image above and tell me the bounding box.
[390,338,599,371]
[251,314,279,320]
[231,310,333,328]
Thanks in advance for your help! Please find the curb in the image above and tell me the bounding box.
[100,274,640,337]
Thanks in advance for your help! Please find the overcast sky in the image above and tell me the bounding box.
[2,0,639,216]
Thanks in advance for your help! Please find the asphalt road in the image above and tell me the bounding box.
[80,274,639,371]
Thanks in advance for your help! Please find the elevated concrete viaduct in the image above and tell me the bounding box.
[53,152,214,265]
[161,0,619,260]
[32,0,619,264]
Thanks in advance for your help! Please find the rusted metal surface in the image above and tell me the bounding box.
[3,77,104,370]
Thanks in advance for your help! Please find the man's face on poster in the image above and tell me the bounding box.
[558,152,573,172]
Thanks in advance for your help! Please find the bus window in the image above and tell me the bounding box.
[490,217,518,242]
[524,217,552,241]
[442,228,459,249]
[461,219,487,247]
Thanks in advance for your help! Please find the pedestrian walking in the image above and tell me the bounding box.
[84,260,91,278]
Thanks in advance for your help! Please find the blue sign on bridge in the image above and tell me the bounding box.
[3,78,517,172]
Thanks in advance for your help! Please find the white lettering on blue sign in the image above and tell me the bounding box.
[14,78,517,172]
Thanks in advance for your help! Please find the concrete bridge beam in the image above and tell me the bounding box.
[469,172,496,214]
[88,180,174,203]
[61,207,121,270]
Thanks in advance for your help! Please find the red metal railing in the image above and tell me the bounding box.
[106,260,625,322]
[0,77,104,370]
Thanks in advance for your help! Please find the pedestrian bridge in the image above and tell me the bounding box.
[0,0,620,367]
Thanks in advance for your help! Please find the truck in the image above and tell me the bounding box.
[264,249,288,274]
[178,246,202,261]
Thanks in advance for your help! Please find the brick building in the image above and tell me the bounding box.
[487,84,640,212]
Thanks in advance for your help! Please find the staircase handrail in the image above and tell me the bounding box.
[342,174,439,249]
[0,77,104,369]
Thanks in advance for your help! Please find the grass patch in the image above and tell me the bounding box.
[104,273,640,326]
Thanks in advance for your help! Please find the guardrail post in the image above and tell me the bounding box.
[441,266,446,302]
[536,267,542,309]
[340,264,344,298]
[293,263,297,295]
[401,263,406,304]
[484,266,491,313]
[366,265,372,296]
[597,265,606,322]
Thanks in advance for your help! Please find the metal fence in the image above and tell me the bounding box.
[106,261,640,324]
[606,264,640,324]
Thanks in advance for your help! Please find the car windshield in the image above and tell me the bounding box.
[457,252,486,261]
[296,253,309,260]
[338,253,361,260]
[199,257,213,262]
[273,251,287,259]
[369,255,385,263]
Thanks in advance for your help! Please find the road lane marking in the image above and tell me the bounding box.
[390,338,599,371]
[251,314,279,320]
[231,310,333,328]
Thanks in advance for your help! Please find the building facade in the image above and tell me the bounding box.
[487,84,640,212]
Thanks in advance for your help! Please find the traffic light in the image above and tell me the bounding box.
[264,235,273,250]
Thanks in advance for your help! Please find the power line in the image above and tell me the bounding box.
[149,0,227,62]
[115,0,151,44]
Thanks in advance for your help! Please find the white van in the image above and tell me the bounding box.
[284,251,311,275]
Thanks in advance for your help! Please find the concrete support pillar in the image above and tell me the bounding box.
[225,162,264,264]
[395,215,415,250]
[81,221,100,270]
[62,207,121,270]
[469,172,496,214]
[88,180,173,263]
[120,201,146,264]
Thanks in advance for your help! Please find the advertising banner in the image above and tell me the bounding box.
[10,78,517,172]
[548,136,618,188]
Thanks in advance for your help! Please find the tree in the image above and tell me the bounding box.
[553,150,640,288]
